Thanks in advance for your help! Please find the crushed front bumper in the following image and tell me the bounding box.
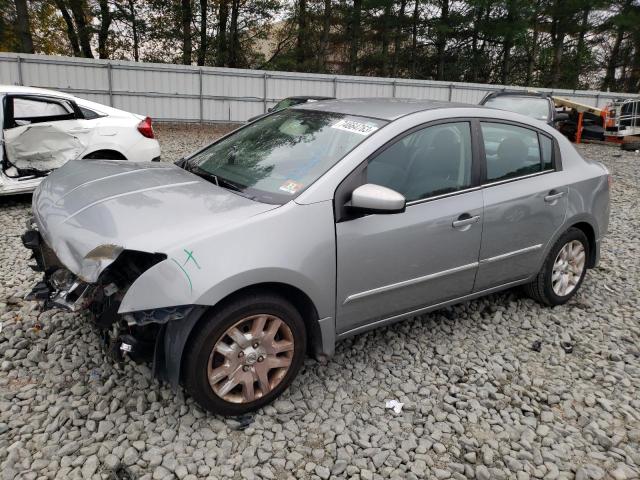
[21,223,207,389]
[22,225,94,311]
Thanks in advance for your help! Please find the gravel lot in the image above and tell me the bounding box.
[1,125,639,480]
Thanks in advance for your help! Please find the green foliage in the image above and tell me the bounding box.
[3,0,640,92]
[0,0,19,52]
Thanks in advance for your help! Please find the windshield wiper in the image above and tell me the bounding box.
[189,165,220,185]
[189,165,253,197]
[216,176,244,193]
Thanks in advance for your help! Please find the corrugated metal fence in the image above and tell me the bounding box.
[1,52,638,123]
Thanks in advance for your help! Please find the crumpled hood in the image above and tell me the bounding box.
[33,159,277,281]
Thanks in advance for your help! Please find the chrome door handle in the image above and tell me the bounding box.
[544,191,565,203]
[452,214,480,229]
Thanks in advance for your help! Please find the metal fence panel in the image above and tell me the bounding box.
[113,66,199,97]
[204,72,263,99]
[1,52,638,123]
[25,60,108,91]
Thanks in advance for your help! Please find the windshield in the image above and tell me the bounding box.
[187,109,387,204]
[484,96,550,122]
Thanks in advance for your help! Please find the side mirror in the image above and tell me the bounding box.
[554,112,569,122]
[347,184,406,214]
[267,107,274,112]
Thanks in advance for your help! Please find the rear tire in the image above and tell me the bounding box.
[621,136,640,151]
[183,293,306,416]
[524,228,589,306]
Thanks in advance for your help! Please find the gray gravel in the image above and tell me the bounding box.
[153,122,239,163]
[1,127,639,480]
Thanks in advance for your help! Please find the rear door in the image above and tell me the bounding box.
[3,94,91,174]
[475,121,567,291]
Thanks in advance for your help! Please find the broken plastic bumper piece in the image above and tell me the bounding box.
[123,306,194,326]
[22,227,94,311]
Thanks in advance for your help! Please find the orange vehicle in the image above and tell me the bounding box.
[601,99,640,143]
[553,96,640,144]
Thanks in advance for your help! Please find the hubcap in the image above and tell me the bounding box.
[552,240,586,297]
[207,314,294,404]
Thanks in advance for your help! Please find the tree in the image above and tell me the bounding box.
[317,0,332,71]
[227,0,240,67]
[14,0,34,53]
[68,0,94,57]
[391,0,408,77]
[295,0,308,70]
[216,0,229,66]
[626,4,640,91]
[409,0,421,76]
[434,0,450,80]
[2,0,639,93]
[98,0,112,59]
[346,0,362,74]
[197,0,207,66]
[51,0,78,56]
[180,0,193,65]
[602,0,634,90]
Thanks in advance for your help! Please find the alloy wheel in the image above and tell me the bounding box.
[207,314,295,403]
[551,240,586,296]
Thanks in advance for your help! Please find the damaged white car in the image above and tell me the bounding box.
[1,85,161,195]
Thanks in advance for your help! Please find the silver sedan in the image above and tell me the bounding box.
[24,98,610,415]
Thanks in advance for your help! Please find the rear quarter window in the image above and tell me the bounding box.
[80,106,103,120]
[540,134,554,170]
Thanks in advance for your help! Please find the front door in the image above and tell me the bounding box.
[475,121,568,291]
[335,121,483,335]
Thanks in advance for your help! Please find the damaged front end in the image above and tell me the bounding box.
[22,220,204,387]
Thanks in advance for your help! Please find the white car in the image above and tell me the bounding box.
[0,85,161,195]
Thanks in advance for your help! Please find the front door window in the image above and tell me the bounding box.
[367,122,473,201]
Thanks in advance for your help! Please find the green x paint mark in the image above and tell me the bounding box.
[183,248,201,269]
[171,258,193,293]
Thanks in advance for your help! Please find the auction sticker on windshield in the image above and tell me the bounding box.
[332,119,379,136]
[279,180,304,194]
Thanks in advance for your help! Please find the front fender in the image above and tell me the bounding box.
[118,201,336,321]
[119,263,328,313]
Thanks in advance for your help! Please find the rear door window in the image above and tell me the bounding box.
[481,122,543,182]
[7,96,77,128]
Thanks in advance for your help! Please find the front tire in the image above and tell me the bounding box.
[525,228,589,306]
[183,293,306,416]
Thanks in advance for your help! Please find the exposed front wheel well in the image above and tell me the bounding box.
[570,221,597,268]
[188,283,323,359]
[83,149,127,160]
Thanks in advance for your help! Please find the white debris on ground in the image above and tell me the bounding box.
[385,400,405,414]
[0,125,639,480]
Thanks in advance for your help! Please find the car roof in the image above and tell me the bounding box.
[287,96,334,101]
[484,91,551,99]
[295,97,476,121]
[0,84,74,98]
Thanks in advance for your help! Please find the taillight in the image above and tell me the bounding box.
[137,116,154,139]
[607,174,613,190]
